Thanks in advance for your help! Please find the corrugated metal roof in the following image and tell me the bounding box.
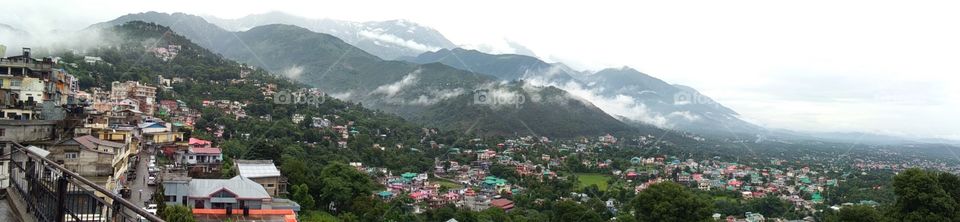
[236,160,281,178]
[74,135,125,149]
[189,176,270,199]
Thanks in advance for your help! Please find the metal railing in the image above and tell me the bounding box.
[6,142,165,222]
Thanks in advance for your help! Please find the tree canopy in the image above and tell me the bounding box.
[630,182,713,222]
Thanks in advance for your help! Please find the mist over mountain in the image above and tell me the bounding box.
[201,11,457,60]
[96,12,638,137]
[408,48,759,135]
[1,22,118,57]
[405,48,573,82]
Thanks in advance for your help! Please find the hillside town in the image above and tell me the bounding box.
[1,45,957,221]
[1,13,958,222]
[0,47,307,221]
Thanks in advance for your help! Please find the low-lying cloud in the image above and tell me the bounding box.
[281,65,304,79]
[523,67,681,128]
[358,30,439,52]
[0,26,118,57]
[371,69,420,97]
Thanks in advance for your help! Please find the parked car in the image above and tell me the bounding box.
[144,204,158,215]
[147,176,156,186]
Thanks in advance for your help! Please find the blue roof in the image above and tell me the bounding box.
[139,122,166,128]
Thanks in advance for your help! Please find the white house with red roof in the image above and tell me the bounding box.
[182,138,222,173]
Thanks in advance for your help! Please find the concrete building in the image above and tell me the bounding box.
[0,48,78,120]
[163,175,272,209]
[46,135,125,177]
[183,146,222,173]
[110,81,156,116]
[140,121,183,145]
[0,119,56,142]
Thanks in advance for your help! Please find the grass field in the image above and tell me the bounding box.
[576,173,612,191]
[431,178,464,190]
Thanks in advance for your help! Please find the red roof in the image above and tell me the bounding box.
[464,188,476,196]
[189,138,212,146]
[190,147,221,154]
[409,191,428,199]
[490,199,515,210]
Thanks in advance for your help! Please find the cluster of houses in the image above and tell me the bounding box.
[202,99,248,119]
[157,99,199,130]
[149,44,181,62]
[355,136,580,214]
[372,165,520,213]
[617,156,837,211]
[0,49,301,221]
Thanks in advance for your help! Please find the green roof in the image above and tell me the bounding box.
[812,192,823,202]
[401,172,417,179]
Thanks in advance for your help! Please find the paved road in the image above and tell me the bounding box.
[125,143,156,218]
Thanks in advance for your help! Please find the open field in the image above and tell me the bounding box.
[576,173,612,191]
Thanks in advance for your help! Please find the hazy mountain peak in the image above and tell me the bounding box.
[202,13,457,60]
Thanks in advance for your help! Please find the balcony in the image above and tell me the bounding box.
[2,142,164,222]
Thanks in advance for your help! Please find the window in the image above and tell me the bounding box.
[0,128,4,137]
[10,80,20,87]
[213,190,235,198]
[266,183,275,188]
[65,152,78,159]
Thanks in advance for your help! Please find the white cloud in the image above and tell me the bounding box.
[371,69,419,97]
[280,65,303,79]
[407,88,464,105]
[531,78,674,128]
[328,91,353,100]
[358,30,439,52]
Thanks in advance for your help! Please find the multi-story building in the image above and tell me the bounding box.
[182,146,222,174]
[235,160,288,197]
[0,48,78,120]
[45,135,126,177]
[110,81,156,116]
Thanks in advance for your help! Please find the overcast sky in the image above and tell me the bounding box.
[3,0,959,139]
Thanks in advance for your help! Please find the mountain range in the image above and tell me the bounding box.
[96,12,645,137]
[96,11,762,137]
[7,10,946,145]
[405,48,759,135]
